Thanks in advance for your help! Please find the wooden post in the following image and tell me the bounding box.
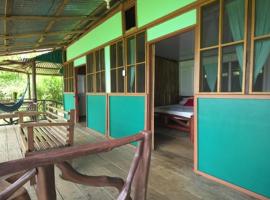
[133,131,152,200]
[36,165,56,200]
[27,73,31,100]
[32,61,37,103]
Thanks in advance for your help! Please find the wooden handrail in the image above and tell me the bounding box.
[0,131,149,177]
[20,121,73,128]
[0,169,36,200]
[0,131,152,200]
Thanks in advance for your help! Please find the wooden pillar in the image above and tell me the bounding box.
[32,61,37,102]
[36,165,56,200]
[27,73,31,100]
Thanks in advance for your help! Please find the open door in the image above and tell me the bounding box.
[74,65,86,124]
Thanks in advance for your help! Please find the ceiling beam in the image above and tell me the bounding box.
[0,15,98,21]
[36,0,70,48]
[0,48,53,57]
[0,30,82,39]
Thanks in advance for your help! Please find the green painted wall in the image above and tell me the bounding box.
[137,0,196,27]
[63,93,75,111]
[74,56,86,67]
[67,12,122,61]
[87,95,106,134]
[197,98,270,198]
[147,9,196,41]
[109,96,145,139]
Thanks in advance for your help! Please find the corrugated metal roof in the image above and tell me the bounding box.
[0,0,120,56]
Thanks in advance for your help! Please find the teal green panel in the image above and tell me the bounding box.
[147,10,196,42]
[67,12,122,60]
[74,56,86,67]
[198,98,270,198]
[137,0,196,27]
[87,95,106,134]
[110,96,145,139]
[63,93,75,111]
[105,46,111,93]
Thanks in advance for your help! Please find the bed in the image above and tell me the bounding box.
[155,104,194,143]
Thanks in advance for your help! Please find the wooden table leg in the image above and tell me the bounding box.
[36,165,56,200]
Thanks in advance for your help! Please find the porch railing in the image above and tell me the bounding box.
[0,131,152,200]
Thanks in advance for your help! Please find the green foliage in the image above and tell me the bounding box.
[0,71,63,103]
[0,71,26,100]
[36,76,63,103]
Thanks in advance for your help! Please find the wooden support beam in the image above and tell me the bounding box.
[31,62,37,103]
[27,73,31,100]
[4,0,13,47]
[0,15,98,21]
[0,30,82,39]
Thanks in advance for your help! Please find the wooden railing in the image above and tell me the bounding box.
[0,131,152,200]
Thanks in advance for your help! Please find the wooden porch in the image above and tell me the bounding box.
[0,124,254,200]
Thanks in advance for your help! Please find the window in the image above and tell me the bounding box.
[63,62,74,92]
[126,32,146,93]
[251,0,270,92]
[110,41,125,93]
[124,5,136,31]
[199,0,246,93]
[86,48,105,93]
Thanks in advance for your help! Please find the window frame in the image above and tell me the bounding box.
[110,41,125,93]
[125,31,146,94]
[249,0,270,94]
[63,62,74,93]
[198,0,248,94]
[86,48,106,94]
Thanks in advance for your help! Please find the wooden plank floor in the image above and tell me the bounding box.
[0,124,256,200]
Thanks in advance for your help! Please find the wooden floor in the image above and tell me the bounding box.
[0,123,256,200]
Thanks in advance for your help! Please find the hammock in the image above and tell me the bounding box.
[0,81,29,113]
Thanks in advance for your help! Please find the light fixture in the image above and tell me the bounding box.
[104,0,111,9]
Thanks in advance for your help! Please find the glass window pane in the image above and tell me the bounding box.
[95,51,100,72]
[223,0,245,43]
[96,73,100,92]
[136,32,145,63]
[117,67,124,93]
[125,6,136,31]
[70,78,74,92]
[136,64,145,93]
[87,74,94,93]
[117,42,124,67]
[100,49,105,71]
[201,1,219,48]
[200,49,218,92]
[253,39,270,92]
[101,72,105,92]
[127,66,135,93]
[255,0,270,36]
[110,44,116,69]
[221,45,243,92]
[127,37,136,65]
[87,53,94,73]
[111,70,116,92]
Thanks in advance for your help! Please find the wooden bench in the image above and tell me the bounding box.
[18,108,75,155]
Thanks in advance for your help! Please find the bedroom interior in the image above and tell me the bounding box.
[153,29,195,160]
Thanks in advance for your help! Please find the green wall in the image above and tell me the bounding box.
[74,56,86,67]
[137,0,196,27]
[87,95,106,134]
[197,98,270,198]
[67,12,122,61]
[109,96,145,138]
[147,9,196,41]
[63,93,75,111]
